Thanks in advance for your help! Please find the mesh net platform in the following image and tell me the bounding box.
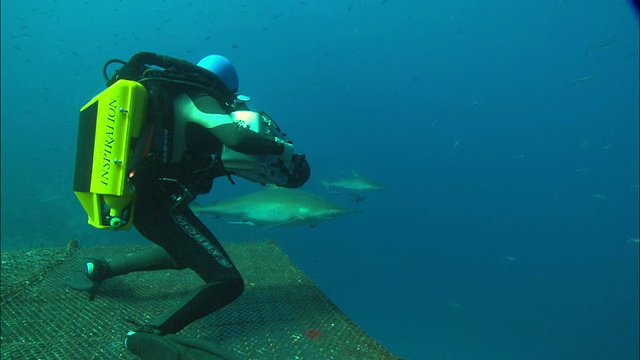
[1,241,401,359]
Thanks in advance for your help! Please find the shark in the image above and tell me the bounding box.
[317,170,384,192]
[190,187,351,228]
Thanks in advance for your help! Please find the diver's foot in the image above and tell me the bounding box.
[64,259,109,300]
[83,259,110,282]
[124,331,243,360]
[165,334,243,360]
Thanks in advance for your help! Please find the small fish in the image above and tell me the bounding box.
[572,75,595,84]
[585,38,617,56]
[590,194,607,200]
[502,256,517,262]
[67,239,80,251]
[453,140,460,148]
[626,238,639,244]
[448,302,465,310]
[590,37,617,49]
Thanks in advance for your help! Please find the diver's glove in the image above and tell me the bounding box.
[283,154,311,188]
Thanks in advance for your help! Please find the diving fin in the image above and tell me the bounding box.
[125,332,242,360]
[65,271,103,301]
[64,271,95,291]
[166,334,243,360]
[64,259,109,301]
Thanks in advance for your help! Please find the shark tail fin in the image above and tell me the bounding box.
[317,178,330,190]
[190,201,204,214]
[189,201,221,218]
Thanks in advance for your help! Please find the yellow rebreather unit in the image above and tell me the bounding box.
[73,80,148,229]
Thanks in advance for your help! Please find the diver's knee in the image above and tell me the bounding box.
[229,274,245,299]
[201,272,244,300]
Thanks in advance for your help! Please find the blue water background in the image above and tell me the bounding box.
[1,1,638,359]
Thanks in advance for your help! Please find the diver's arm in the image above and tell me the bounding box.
[211,123,285,155]
[175,92,287,156]
[175,92,310,187]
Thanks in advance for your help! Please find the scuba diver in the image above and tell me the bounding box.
[67,52,310,359]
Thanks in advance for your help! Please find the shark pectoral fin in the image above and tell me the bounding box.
[306,217,320,228]
[260,223,285,231]
[260,217,304,231]
[226,220,257,226]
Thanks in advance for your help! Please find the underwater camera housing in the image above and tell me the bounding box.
[73,80,148,230]
[220,111,294,186]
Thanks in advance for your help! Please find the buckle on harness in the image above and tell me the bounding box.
[158,178,194,210]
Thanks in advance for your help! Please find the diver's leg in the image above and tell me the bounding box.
[126,195,244,359]
[133,204,244,334]
[122,167,244,359]
[146,277,244,334]
[95,245,182,279]
[66,244,181,296]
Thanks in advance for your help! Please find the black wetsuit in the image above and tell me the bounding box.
[104,90,309,334]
